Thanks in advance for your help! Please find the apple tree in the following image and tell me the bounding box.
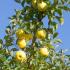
[0,0,70,70]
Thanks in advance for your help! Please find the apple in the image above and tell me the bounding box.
[17,39,26,49]
[39,47,49,56]
[37,1,47,12]
[36,29,46,39]
[16,29,25,39]
[32,0,37,8]
[15,50,27,62]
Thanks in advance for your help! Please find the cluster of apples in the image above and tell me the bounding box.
[32,0,47,12]
[36,29,49,56]
[15,29,33,62]
[15,28,49,62]
[16,29,33,48]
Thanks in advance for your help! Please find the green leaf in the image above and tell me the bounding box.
[55,9,62,16]
[0,43,2,48]
[46,44,54,49]
[16,10,22,17]
[53,32,58,39]
[54,39,62,44]
[59,6,70,11]
[51,22,58,31]
[47,28,53,34]
[66,55,70,58]
[0,39,3,44]
[56,16,64,25]
[4,35,9,40]
[5,26,11,34]
[4,36,14,47]
[54,0,58,4]
[11,48,18,51]
[15,0,22,3]
[53,24,58,31]
[26,0,31,3]
[0,39,3,48]
[0,55,6,62]
[0,49,5,54]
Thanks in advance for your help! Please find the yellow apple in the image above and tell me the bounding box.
[17,39,26,49]
[15,50,27,62]
[36,29,46,39]
[39,47,49,56]
[32,0,37,8]
[16,29,25,39]
[37,1,47,12]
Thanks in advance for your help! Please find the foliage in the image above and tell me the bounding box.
[0,0,70,70]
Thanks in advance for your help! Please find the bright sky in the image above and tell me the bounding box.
[0,0,70,54]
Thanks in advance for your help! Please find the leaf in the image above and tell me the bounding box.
[56,16,64,25]
[59,6,70,11]
[54,0,58,4]
[53,32,58,39]
[0,39,3,48]
[51,22,58,31]
[0,43,2,48]
[21,0,25,7]
[5,26,11,34]
[4,36,14,47]
[0,55,6,62]
[61,0,65,4]
[47,28,53,34]
[54,39,62,44]
[0,49,5,54]
[15,0,22,3]
[55,9,62,16]
[26,0,31,3]
[0,39,3,44]
[16,10,22,17]
[46,44,54,49]
[53,24,58,31]
[66,55,70,58]
[11,48,18,51]
[4,35,9,40]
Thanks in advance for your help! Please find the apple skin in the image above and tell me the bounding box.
[37,1,47,12]
[39,47,49,56]
[32,0,37,8]
[15,50,27,62]
[36,29,46,39]
[16,29,25,39]
[17,39,26,49]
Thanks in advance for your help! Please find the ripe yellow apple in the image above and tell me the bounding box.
[37,1,47,12]
[39,47,49,56]
[16,29,25,39]
[32,0,37,8]
[36,29,46,39]
[17,39,26,49]
[59,17,64,25]
[15,50,27,62]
